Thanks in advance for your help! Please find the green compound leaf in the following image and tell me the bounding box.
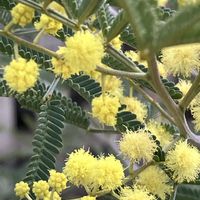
[116,111,144,132]
[0,8,12,25]
[65,73,102,102]
[0,0,15,10]
[0,80,90,129]
[156,5,200,51]
[106,10,128,43]
[120,25,136,49]
[77,0,104,24]
[119,0,158,50]
[24,100,65,184]
[0,35,52,68]
[97,3,114,37]
[61,0,79,19]
[175,184,200,200]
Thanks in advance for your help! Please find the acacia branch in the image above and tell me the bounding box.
[96,66,147,80]
[130,81,175,124]
[0,30,59,58]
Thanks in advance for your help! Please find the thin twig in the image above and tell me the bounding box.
[0,30,59,58]
[96,66,147,80]
[130,81,175,124]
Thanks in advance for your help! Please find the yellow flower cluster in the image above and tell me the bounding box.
[4,58,39,93]
[52,47,80,79]
[126,50,167,77]
[52,31,104,79]
[110,36,123,50]
[166,141,200,183]
[88,65,123,98]
[81,196,96,200]
[176,79,192,97]
[121,97,147,122]
[48,170,67,193]
[136,166,172,200]
[161,44,200,77]
[33,180,50,199]
[147,120,173,148]
[64,31,104,72]
[44,192,61,200]
[11,3,35,27]
[119,129,157,163]
[35,2,66,35]
[178,0,199,6]
[157,0,168,6]
[91,94,120,126]
[120,187,156,200]
[14,181,30,199]
[63,148,124,192]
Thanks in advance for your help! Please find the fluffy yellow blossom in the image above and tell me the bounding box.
[35,2,65,35]
[121,97,147,122]
[81,196,96,200]
[90,155,124,191]
[92,94,120,126]
[64,31,104,72]
[119,129,157,163]
[48,170,67,193]
[63,148,97,187]
[157,0,168,6]
[14,181,30,199]
[178,0,199,6]
[125,51,167,77]
[136,166,172,200]
[191,103,200,131]
[44,192,61,200]
[111,36,123,50]
[87,65,123,97]
[32,180,49,199]
[147,120,173,148]
[11,3,34,27]
[176,79,192,97]
[125,51,147,66]
[120,187,156,200]
[52,47,80,79]
[161,44,200,77]
[4,58,39,93]
[165,141,200,183]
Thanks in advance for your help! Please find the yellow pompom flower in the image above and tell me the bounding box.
[165,141,200,183]
[191,102,200,131]
[52,47,80,79]
[161,44,200,77]
[178,0,198,6]
[120,187,156,200]
[92,94,120,126]
[121,97,147,122]
[48,170,67,193]
[11,3,34,27]
[44,192,61,200]
[90,155,124,191]
[64,31,104,72]
[81,196,96,200]
[35,2,66,35]
[4,58,39,93]
[119,129,157,163]
[110,36,123,50]
[32,180,49,199]
[157,0,168,6]
[63,148,97,187]
[176,79,192,97]
[136,166,172,200]
[125,50,167,77]
[147,120,173,148]
[14,181,30,199]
